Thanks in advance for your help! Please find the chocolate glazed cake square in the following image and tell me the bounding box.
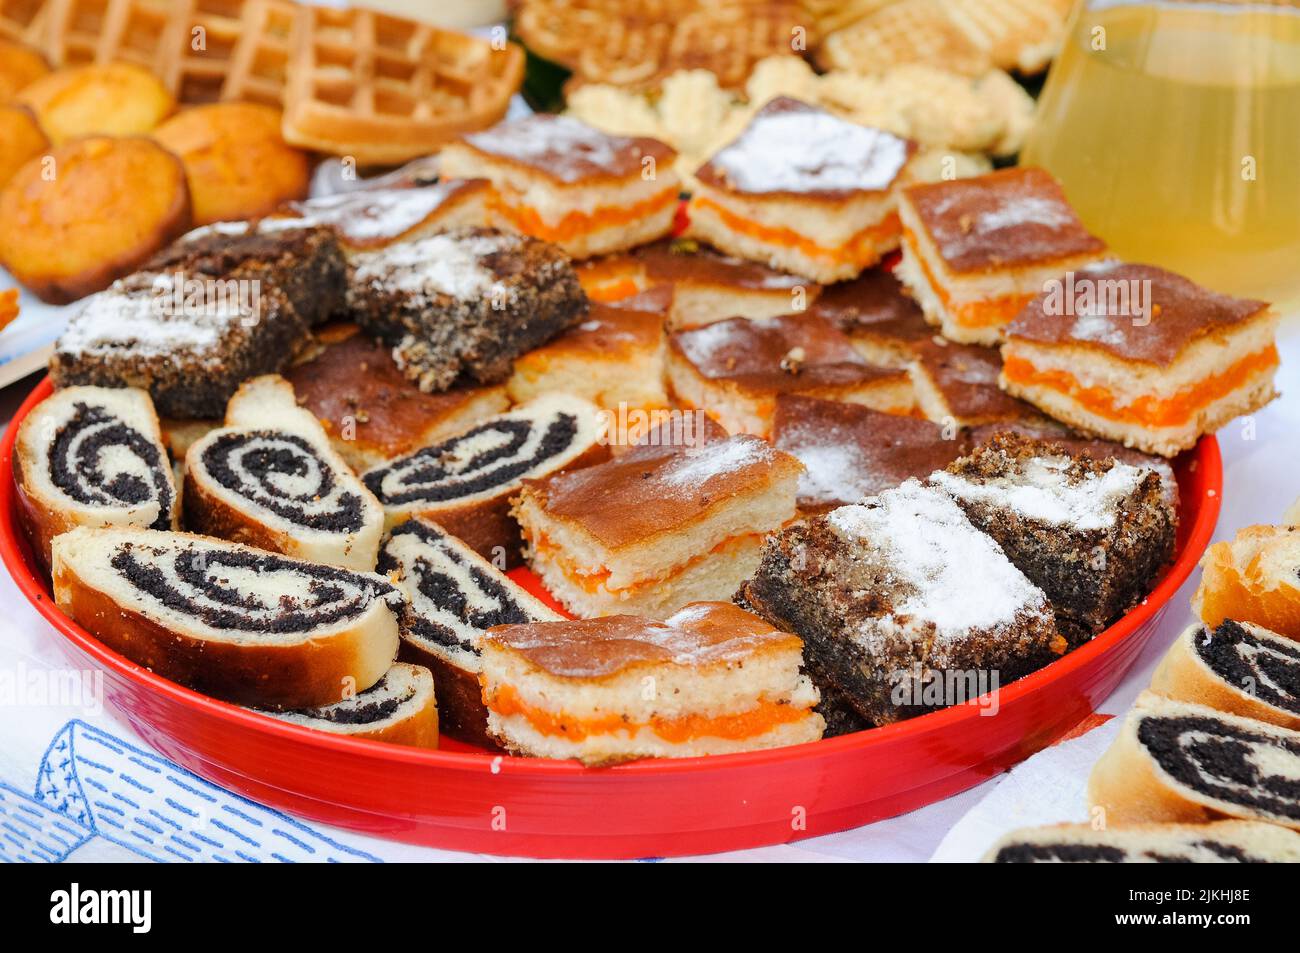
[931,433,1177,645]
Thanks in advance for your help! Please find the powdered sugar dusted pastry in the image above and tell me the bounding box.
[14,385,177,574]
[480,602,824,765]
[896,167,1105,345]
[515,434,802,619]
[346,227,587,393]
[1151,620,1300,730]
[985,821,1300,863]
[184,376,385,571]
[1089,691,1300,830]
[932,433,1175,644]
[440,114,680,259]
[666,313,914,438]
[910,336,1041,428]
[50,527,401,710]
[363,394,609,565]
[806,267,931,368]
[737,479,1062,727]
[378,518,562,746]
[1002,262,1279,457]
[688,97,916,283]
[267,662,439,748]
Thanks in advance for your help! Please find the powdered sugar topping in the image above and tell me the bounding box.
[828,480,1046,637]
[931,455,1147,531]
[658,436,776,488]
[352,231,519,300]
[705,100,911,195]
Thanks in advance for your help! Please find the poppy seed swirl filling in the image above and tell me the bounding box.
[110,542,398,633]
[364,413,579,506]
[199,430,365,533]
[291,674,414,725]
[49,402,173,527]
[1196,621,1300,715]
[1139,714,1300,820]
[377,520,541,655]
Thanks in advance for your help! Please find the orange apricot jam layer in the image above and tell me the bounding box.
[903,229,1035,330]
[488,684,808,743]
[529,531,764,596]
[496,188,678,243]
[583,277,643,302]
[1003,346,1279,429]
[693,196,899,269]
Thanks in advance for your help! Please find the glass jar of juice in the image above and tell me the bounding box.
[1022,0,1300,307]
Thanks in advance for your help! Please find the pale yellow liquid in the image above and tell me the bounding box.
[1022,1,1300,308]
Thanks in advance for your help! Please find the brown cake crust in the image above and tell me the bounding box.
[773,395,970,511]
[911,337,1041,425]
[936,433,1176,644]
[1006,262,1270,366]
[636,238,815,292]
[807,268,930,346]
[903,167,1105,274]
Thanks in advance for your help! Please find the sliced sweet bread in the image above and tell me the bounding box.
[377,518,563,746]
[1150,620,1300,730]
[1089,691,1300,830]
[183,375,385,571]
[362,393,609,566]
[51,527,401,710]
[14,385,177,575]
[267,662,439,748]
[985,821,1300,863]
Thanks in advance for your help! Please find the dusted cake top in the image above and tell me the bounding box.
[459,113,676,183]
[905,167,1104,273]
[697,97,914,198]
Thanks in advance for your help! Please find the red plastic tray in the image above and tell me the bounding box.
[0,376,1221,858]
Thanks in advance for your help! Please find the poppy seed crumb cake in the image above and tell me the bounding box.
[896,167,1106,346]
[480,602,825,766]
[439,114,681,259]
[1002,261,1280,457]
[737,479,1061,727]
[667,313,914,438]
[514,434,803,620]
[347,227,587,393]
[50,227,346,420]
[773,395,970,513]
[932,433,1176,645]
[688,97,917,283]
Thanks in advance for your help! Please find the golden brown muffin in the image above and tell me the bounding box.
[0,136,191,304]
[152,103,310,227]
[0,104,48,189]
[0,38,50,101]
[16,63,174,145]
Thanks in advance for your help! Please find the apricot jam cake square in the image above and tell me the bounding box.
[1001,262,1279,457]
[480,602,824,765]
[688,97,916,283]
[513,434,802,620]
[439,113,680,259]
[896,167,1106,346]
[666,312,914,438]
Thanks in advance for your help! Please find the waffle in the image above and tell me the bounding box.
[819,0,1070,76]
[41,0,178,71]
[818,0,992,77]
[798,0,899,36]
[180,0,298,105]
[280,5,524,165]
[0,0,48,44]
[516,0,805,90]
